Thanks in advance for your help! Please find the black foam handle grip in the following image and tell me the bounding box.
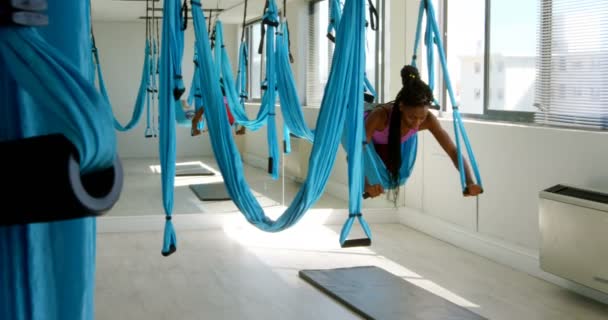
[268,157,274,174]
[341,238,372,248]
[0,134,123,226]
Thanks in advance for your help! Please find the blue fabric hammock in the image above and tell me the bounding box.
[214,16,281,179]
[158,0,184,256]
[236,42,248,104]
[327,0,413,192]
[328,0,377,98]
[0,1,117,318]
[92,36,151,132]
[217,25,269,131]
[411,0,483,193]
[275,23,315,142]
[363,134,418,189]
[145,37,160,138]
[187,50,205,131]
[189,0,368,242]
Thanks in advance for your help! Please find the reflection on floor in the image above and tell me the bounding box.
[110,157,396,217]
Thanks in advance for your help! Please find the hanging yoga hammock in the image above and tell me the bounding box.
[157,0,188,257]
[90,0,163,134]
[327,0,378,98]
[213,4,281,178]
[188,0,369,246]
[411,0,483,194]
[0,1,122,318]
[92,32,151,132]
[145,0,161,138]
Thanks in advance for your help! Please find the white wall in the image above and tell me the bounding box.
[406,120,608,249]
[93,21,239,159]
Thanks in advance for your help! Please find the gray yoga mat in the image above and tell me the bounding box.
[189,182,231,201]
[299,266,486,320]
[175,164,215,177]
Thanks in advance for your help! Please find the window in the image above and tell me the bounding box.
[441,0,536,121]
[306,1,332,106]
[244,21,263,101]
[534,0,608,129]
[441,0,607,129]
[445,0,485,115]
[306,0,383,106]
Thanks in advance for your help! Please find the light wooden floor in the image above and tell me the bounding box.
[97,158,608,319]
[96,223,608,320]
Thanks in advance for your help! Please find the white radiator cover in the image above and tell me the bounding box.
[539,185,608,294]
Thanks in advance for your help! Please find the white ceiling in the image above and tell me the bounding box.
[91,0,272,24]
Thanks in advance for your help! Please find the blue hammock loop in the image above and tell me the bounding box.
[411,0,483,194]
[339,213,373,248]
[190,0,366,234]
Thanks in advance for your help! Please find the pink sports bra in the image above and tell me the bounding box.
[366,110,418,145]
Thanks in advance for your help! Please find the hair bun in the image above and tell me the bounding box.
[401,65,421,86]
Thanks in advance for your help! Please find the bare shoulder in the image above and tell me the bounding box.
[419,111,441,131]
[366,105,390,129]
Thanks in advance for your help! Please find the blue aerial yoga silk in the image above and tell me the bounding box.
[411,0,483,192]
[189,0,367,237]
[214,16,281,179]
[275,23,315,142]
[217,24,270,130]
[157,0,183,256]
[328,0,377,98]
[92,37,151,132]
[0,1,117,318]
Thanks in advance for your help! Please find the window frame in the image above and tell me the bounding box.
[439,0,536,123]
[244,18,264,103]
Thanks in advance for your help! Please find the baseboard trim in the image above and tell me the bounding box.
[243,152,352,202]
[99,206,399,234]
[398,206,608,304]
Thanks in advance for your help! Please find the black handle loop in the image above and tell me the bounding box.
[181,0,188,31]
[367,0,378,31]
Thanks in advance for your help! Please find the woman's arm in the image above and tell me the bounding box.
[424,112,482,196]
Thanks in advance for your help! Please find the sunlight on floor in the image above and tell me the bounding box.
[222,222,481,309]
[148,161,220,175]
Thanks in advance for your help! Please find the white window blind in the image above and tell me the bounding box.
[535,0,608,129]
